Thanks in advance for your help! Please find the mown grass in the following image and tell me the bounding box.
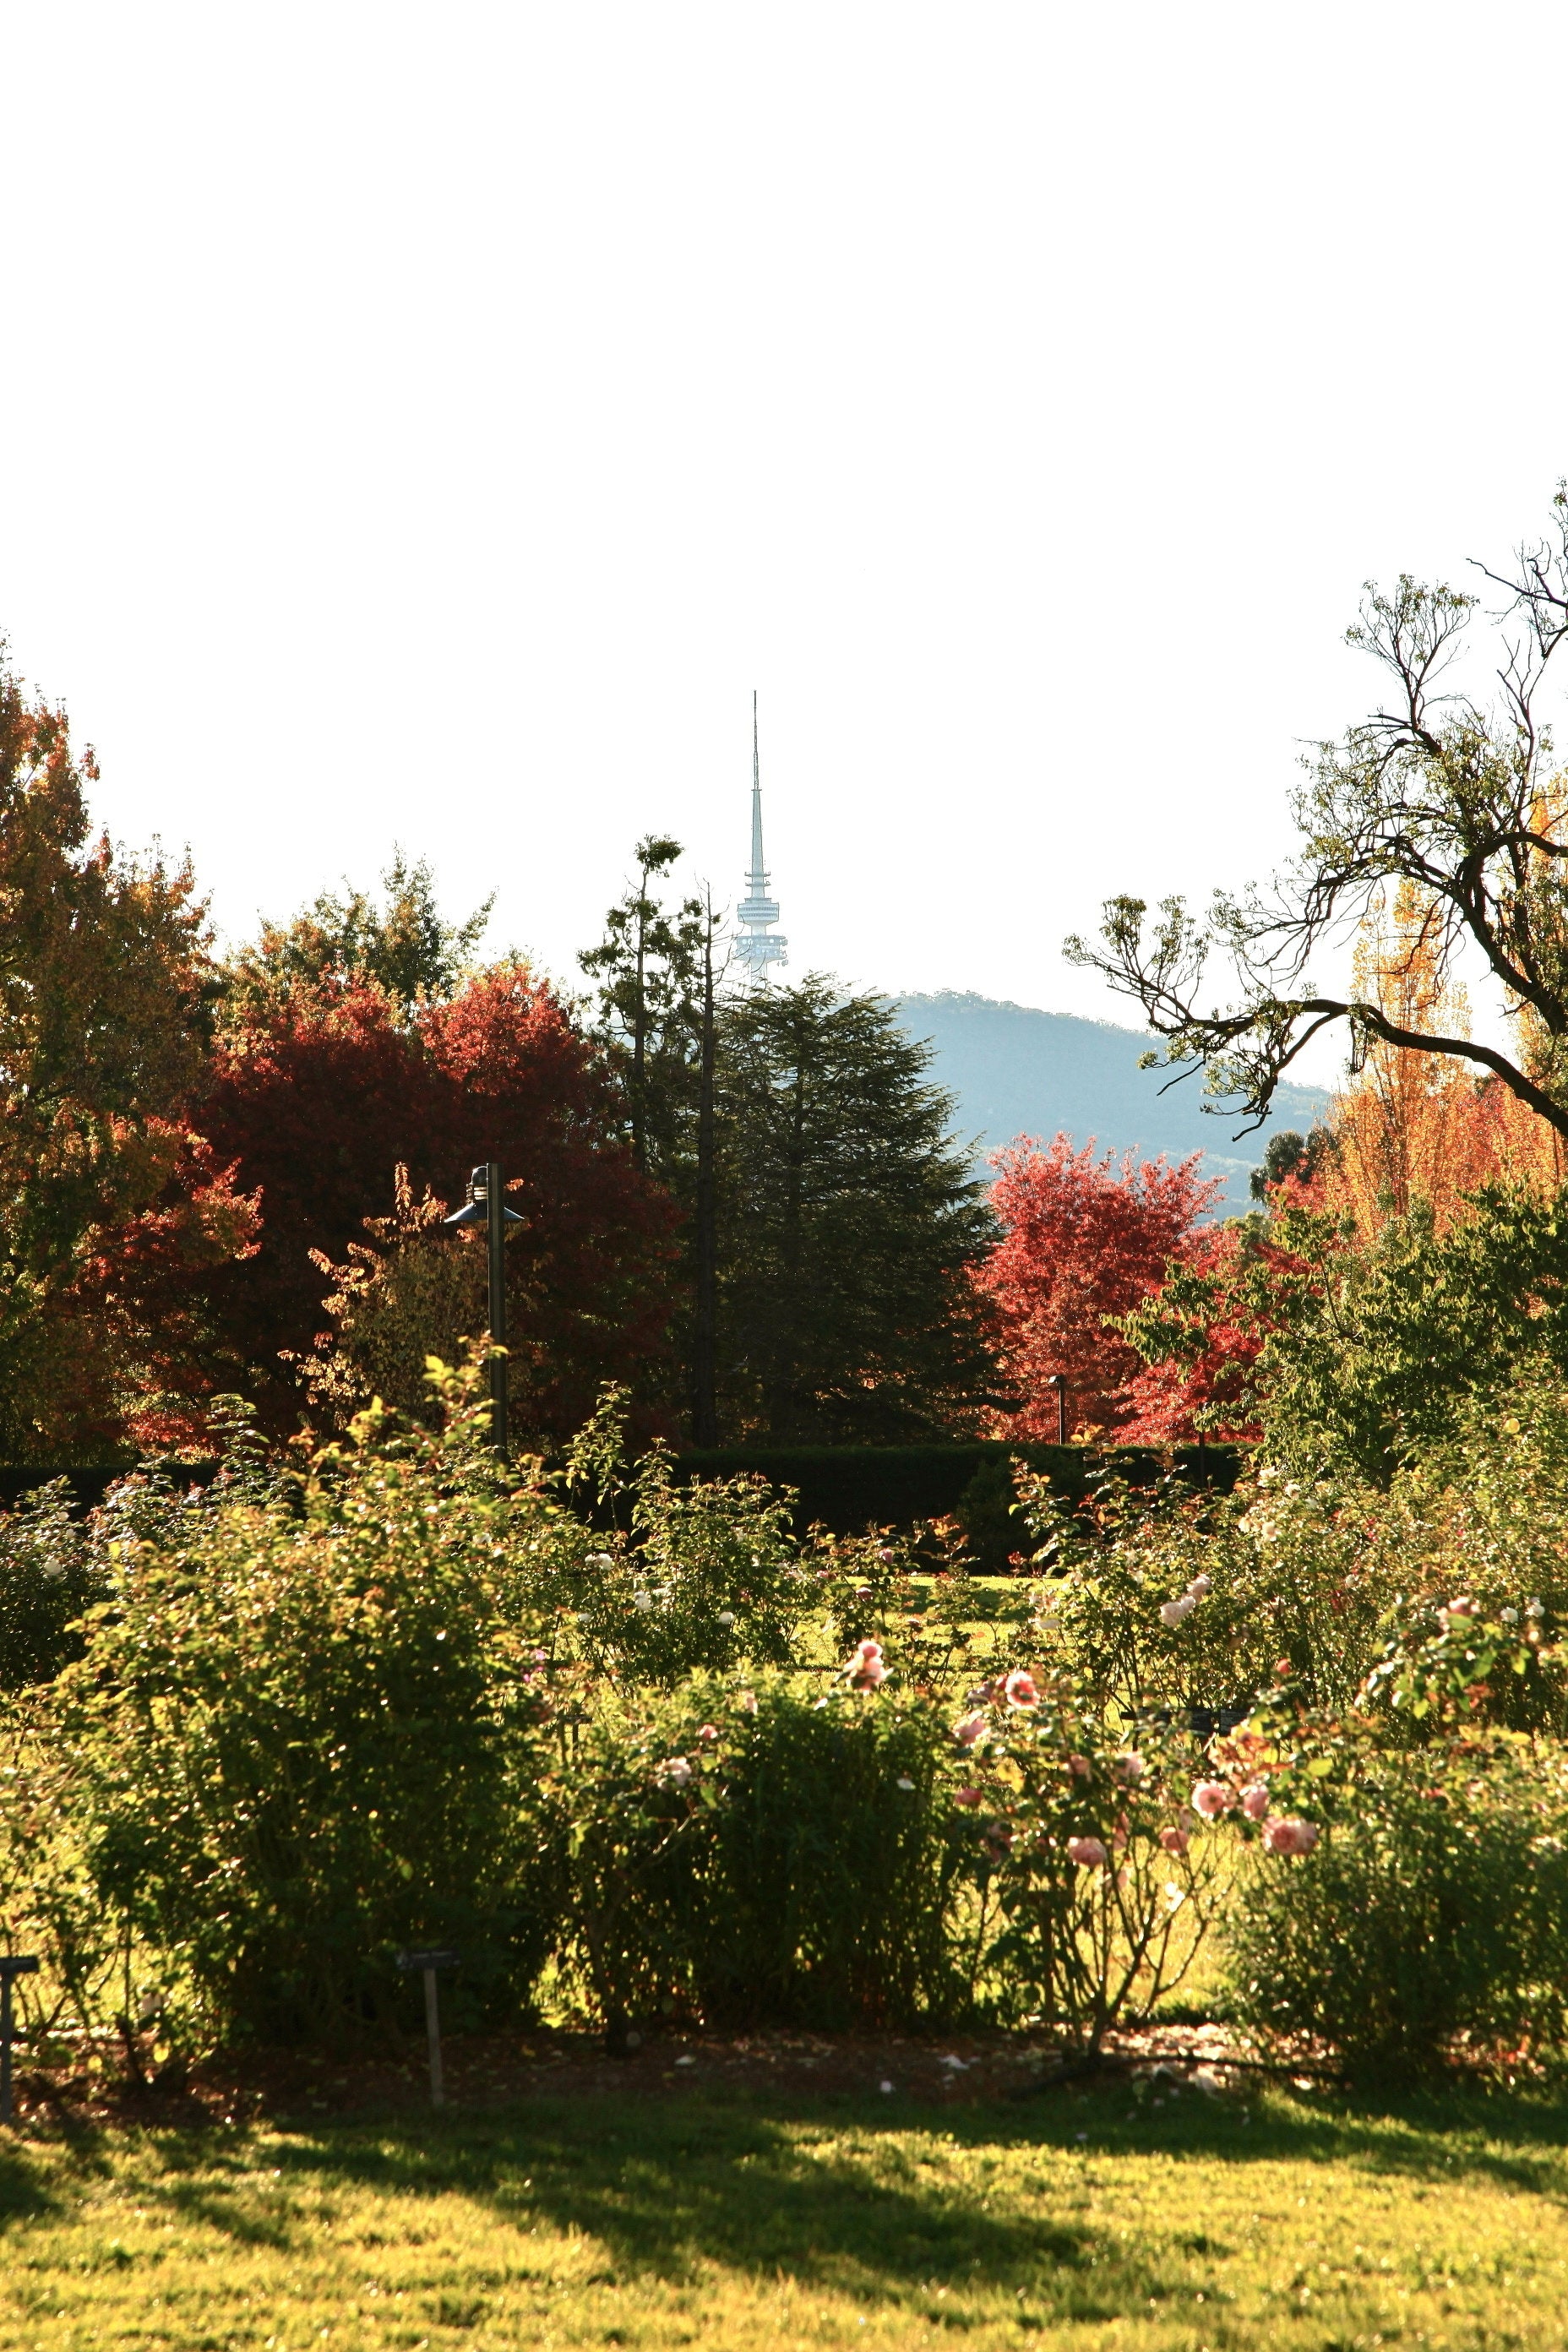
[3,2074,1566,2350]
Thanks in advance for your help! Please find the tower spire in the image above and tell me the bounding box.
[736,691,787,981]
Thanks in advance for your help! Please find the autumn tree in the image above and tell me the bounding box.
[710,978,998,1441]
[1068,486,1568,1145]
[1320,880,1563,1238]
[974,1136,1222,1440]
[192,961,678,1440]
[0,645,257,1459]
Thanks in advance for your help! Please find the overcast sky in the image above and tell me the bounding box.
[3,3,1566,1076]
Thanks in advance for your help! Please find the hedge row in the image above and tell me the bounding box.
[672,1441,1244,1568]
[0,1442,1244,1576]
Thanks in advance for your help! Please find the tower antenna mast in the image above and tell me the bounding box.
[735,692,787,982]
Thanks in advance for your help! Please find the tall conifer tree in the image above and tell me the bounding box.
[711,977,998,1440]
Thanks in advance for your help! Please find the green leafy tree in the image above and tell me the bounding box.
[1123,1183,1568,1476]
[710,977,999,1440]
[225,850,493,1023]
[1249,1126,1331,1200]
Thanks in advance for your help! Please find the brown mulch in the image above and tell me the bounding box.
[3,2020,1276,2134]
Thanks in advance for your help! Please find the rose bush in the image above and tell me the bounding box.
[1222,1718,1568,2078]
[945,1666,1233,2052]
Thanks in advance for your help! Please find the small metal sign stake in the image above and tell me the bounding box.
[0,1956,40,2126]
[396,1948,460,2107]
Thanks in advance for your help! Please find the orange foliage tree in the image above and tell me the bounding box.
[0,647,258,1459]
[973,1135,1222,1440]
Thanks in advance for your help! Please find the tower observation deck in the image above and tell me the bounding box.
[734,693,787,981]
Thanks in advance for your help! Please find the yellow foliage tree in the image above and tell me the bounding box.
[1325,879,1565,1237]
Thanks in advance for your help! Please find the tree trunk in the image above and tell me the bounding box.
[691,900,719,1446]
[630,885,649,1175]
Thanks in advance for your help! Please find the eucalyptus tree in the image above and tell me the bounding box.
[1069,486,1568,1140]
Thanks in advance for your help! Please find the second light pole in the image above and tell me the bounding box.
[443,1162,522,1456]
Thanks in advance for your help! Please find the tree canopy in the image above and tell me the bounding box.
[223,850,493,1024]
[974,1136,1222,1440]
[192,962,678,1440]
[0,646,255,1458]
[710,977,999,1441]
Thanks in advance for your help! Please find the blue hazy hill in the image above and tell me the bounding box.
[896,991,1331,1211]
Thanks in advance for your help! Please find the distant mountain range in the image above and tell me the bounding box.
[895,992,1332,1213]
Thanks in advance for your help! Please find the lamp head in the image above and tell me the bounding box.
[443,1165,525,1229]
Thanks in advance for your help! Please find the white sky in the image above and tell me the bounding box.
[4,2,1567,1084]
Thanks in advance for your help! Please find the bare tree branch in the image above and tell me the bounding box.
[1065,487,1568,1144]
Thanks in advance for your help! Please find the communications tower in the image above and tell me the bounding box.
[734,693,787,982]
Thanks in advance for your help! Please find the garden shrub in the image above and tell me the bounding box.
[1222,1726,1568,2079]
[557,1412,820,1686]
[951,1666,1232,2051]
[547,1674,979,2044]
[0,1480,103,1691]
[700,1680,977,2028]
[47,1379,566,2048]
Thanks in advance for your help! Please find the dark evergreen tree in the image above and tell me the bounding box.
[579,836,706,1179]
[711,977,999,1440]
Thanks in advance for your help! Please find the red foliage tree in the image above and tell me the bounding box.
[1114,1180,1341,1446]
[190,964,678,1438]
[0,645,259,1460]
[973,1135,1222,1440]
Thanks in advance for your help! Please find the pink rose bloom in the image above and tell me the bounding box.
[1066,1835,1108,1868]
[850,1638,886,1689]
[1191,1780,1233,1819]
[1446,1595,1475,1617]
[1160,1594,1197,1627]
[1159,1826,1190,1855]
[954,1785,983,1808]
[953,1712,988,1747]
[1264,1816,1320,1856]
[1112,1752,1145,1785]
[1004,1669,1039,1707]
[1240,1782,1271,1821]
[1068,1753,1092,1778]
[696,1724,719,1744]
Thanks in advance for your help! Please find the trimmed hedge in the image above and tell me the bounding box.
[670,1441,1244,1569]
[0,1443,1244,1576]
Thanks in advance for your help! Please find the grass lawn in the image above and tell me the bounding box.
[3,2075,1568,2351]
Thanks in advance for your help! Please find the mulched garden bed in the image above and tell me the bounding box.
[4,2020,1280,2133]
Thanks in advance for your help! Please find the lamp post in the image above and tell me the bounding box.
[1046,1373,1068,1448]
[443,1163,523,1456]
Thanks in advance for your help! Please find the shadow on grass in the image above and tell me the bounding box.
[0,2138,63,2226]
[102,2076,1568,2298]
[9,2073,1568,2326]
